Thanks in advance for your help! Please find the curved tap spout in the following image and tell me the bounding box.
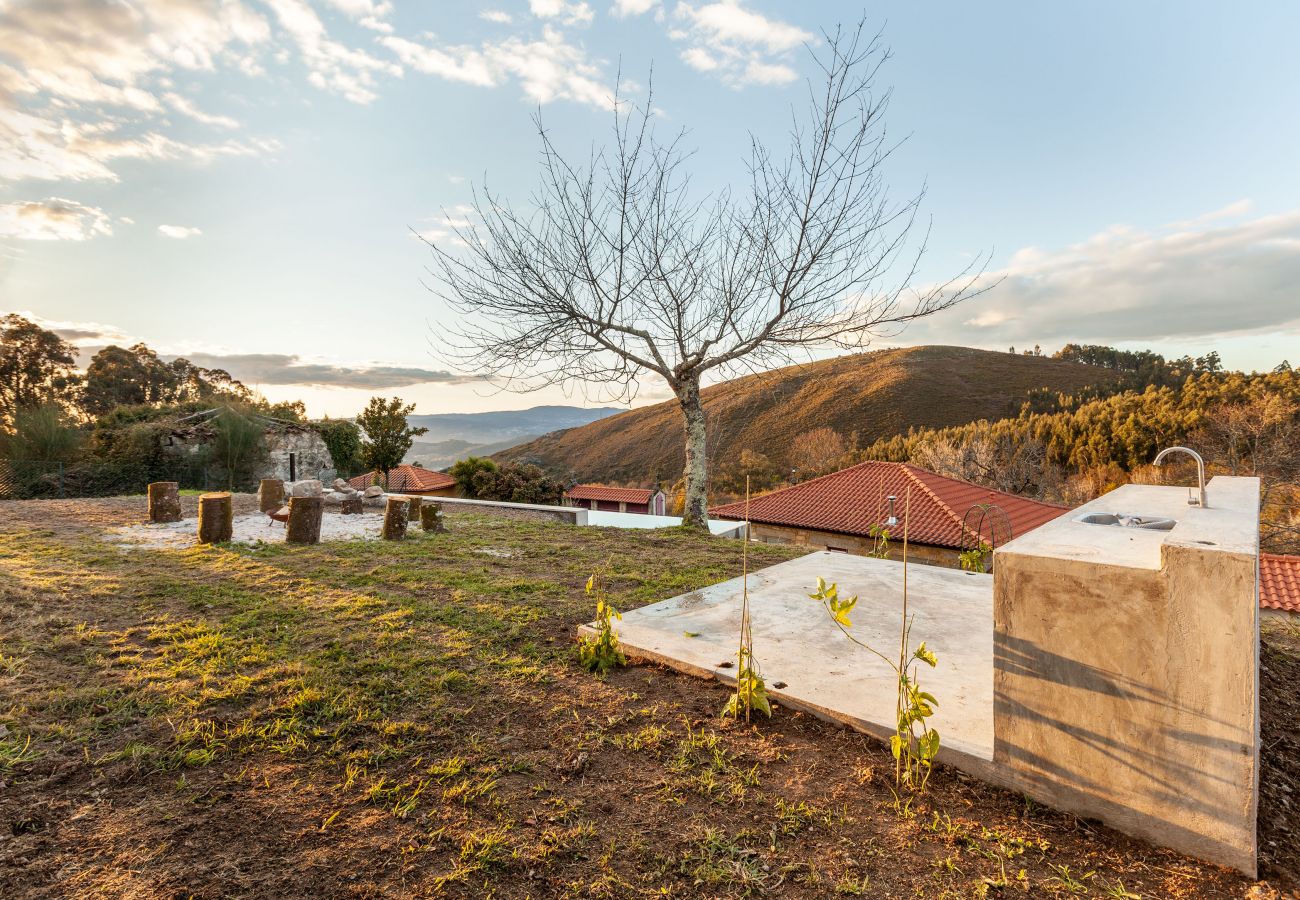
[1153,446,1207,508]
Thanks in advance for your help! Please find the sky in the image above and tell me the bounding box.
[2,0,1298,417]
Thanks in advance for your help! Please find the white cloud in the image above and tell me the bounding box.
[0,0,384,193]
[163,91,239,129]
[612,0,659,16]
[669,0,811,87]
[1165,198,1252,230]
[158,223,202,239]
[411,204,475,242]
[0,196,113,240]
[480,10,514,24]
[0,0,271,112]
[263,0,401,104]
[679,47,718,71]
[382,27,614,108]
[0,107,281,183]
[529,0,595,26]
[910,206,1300,347]
[739,59,795,85]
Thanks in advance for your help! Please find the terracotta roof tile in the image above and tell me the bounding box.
[566,484,656,504]
[711,461,1068,550]
[1261,553,1300,614]
[349,465,455,493]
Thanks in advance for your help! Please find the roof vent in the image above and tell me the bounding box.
[885,495,898,527]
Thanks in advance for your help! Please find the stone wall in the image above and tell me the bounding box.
[262,428,333,482]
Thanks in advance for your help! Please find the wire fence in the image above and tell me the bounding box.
[0,458,241,500]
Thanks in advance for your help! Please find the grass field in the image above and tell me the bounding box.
[1,495,1296,898]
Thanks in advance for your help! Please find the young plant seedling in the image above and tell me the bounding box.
[724,477,771,721]
[808,488,941,791]
[578,568,626,676]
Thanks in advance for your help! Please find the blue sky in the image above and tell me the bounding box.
[2,0,1298,416]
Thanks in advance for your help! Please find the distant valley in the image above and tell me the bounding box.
[403,405,622,469]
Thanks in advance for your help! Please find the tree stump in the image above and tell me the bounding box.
[420,501,447,533]
[407,496,422,526]
[382,497,409,540]
[197,492,233,544]
[286,496,323,544]
[147,481,181,523]
[258,479,285,513]
[341,494,363,515]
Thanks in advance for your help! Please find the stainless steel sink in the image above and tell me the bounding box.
[1075,512,1177,531]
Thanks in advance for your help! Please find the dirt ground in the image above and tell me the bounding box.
[0,495,1296,898]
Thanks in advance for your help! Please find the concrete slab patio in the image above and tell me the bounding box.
[594,475,1261,876]
[587,550,998,774]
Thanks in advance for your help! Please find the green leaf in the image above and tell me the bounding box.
[683,630,700,638]
[914,642,938,667]
[889,734,904,759]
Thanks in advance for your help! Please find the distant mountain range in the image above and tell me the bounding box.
[403,405,622,469]
[494,346,1125,485]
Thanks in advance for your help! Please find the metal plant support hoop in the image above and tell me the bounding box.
[959,503,1014,573]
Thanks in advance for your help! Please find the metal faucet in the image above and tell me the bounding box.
[1153,446,1207,508]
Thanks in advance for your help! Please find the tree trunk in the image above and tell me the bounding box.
[676,375,710,529]
[147,481,181,523]
[407,496,422,524]
[382,496,409,540]
[286,496,323,544]
[258,478,285,513]
[341,493,363,515]
[197,492,233,544]
[420,501,447,533]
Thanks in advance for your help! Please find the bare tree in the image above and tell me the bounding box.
[426,21,986,527]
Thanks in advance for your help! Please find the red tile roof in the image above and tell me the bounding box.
[1262,553,1300,614]
[712,461,1068,550]
[566,484,657,505]
[349,465,455,493]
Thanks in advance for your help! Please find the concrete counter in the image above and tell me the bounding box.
[999,477,1261,570]
[992,475,1260,875]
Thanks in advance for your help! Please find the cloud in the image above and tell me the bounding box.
[0,311,132,345]
[480,10,514,24]
[669,0,812,86]
[908,207,1300,348]
[0,197,113,240]
[158,223,202,239]
[381,27,614,108]
[1165,198,1252,230]
[0,105,282,184]
[529,0,595,26]
[163,91,239,129]
[263,0,401,104]
[3,311,479,389]
[174,351,488,389]
[611,0,659,17]
[0,0,393,192]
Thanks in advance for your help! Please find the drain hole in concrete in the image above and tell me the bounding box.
[772,681,787,689]
[717,660,734,669]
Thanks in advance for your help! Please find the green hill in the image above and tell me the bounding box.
[494,346,1124,484]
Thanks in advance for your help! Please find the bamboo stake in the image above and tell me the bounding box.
[896,486,912,785]
[736,475,752,722]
